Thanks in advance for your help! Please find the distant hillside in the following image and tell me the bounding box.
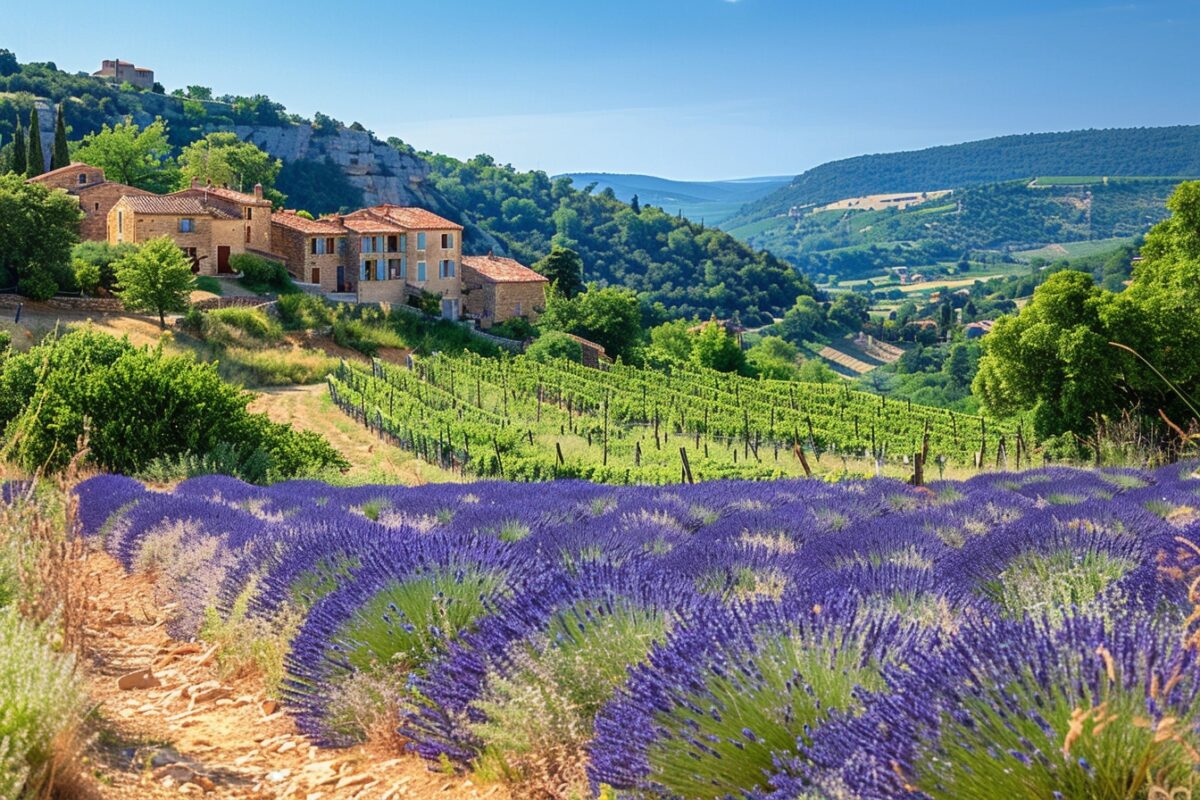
[729,126,1200,227]
[560,172,789,227]
[731,177,1178,280]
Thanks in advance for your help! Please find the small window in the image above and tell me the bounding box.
[179,218,195,233]
[417,232,426,250]
[360,236,371,253]
[417,261,426,281]
[94,202,100,211]
[79,173,88,185]
[441,232,454,248]
[515,301,523,316]
[245,208,253,220]
[387,235,398,252]
[246,226,251,243]
[310,239,318,255]
[117,211,123,234]
[399,233,407,251]
[326,237,335,254]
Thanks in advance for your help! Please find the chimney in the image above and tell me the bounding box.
[190,176,200,189]
[206,178,213,187]
[254,183,263,200]
[487,249,494,258]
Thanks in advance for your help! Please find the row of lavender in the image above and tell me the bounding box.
[73,464,1200,799]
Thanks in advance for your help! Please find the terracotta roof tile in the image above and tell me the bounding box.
[179,186,272,207]
[271,211,347,235]
[26,162,101,185]
[121,194,240,220]
[352,205,463,231]
[341,214,405,234]
[462,254,549,284]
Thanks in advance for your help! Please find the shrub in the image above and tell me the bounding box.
[16,271,57,301]
[201,307,283,347]
[0,327,347,480]
[72,241,136,290]
[489,317,536,341]
[194,275,223,296]
[231,253,294,293]
[72,259,101,296]
[525,331,582,364]
[219,347,338,386]
[0,608,86,800]
[276,293,333,330]
[331,316,406,357]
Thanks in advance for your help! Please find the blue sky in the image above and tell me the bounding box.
[5,0,1199,179]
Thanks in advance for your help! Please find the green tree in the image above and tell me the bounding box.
[185,85,213,100]
[9,115,25,177]
[777,295,825,343]
[50,103,69,171]
[746,335,799,379]
[797,358,839,384]
[177,132,284,205]
[646,318,694,364]
[114,237,195,327]
[630,193,640,214]
[540,284,642,361]
[533,246,585,298]
[944,342,976,390]
[74,118,177,192]
[690,318,746,373]
[525,331,583,363]
[828,292,872,331]
[25,107,43,176]
[0,174,82,297]
[0,49,17,77]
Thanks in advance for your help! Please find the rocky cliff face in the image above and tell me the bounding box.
[234,125,434,208]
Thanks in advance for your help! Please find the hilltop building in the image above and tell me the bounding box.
[27,162,151,241]
[93,59,155,89]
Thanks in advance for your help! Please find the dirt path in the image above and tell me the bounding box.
[248,384,456,485]
[82,550,505,799]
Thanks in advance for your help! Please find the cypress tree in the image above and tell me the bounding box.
[25,106,44,176]
[51,103,69,170]
[11,114,26,176]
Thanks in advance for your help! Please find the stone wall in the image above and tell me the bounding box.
[0,295,124,312]
[78,182,151,241]
[270,225,343,292]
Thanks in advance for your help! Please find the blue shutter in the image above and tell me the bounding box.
[418,261,426,281]
[377,262,386,281]
[447,233,454,248]
[417,232,426,250]
[360,262,367,281]
[401,257,407,278]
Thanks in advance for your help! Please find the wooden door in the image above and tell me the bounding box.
[217,246,232,274]
[311,268,320,285]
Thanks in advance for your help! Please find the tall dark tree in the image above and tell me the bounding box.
[10,115,26,176]
[533,245,585,299]
[25,107,44,177]
[51,103,70,171]
[630,193,641,214]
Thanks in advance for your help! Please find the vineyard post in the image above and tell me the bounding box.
[912,450,924,486]
[679,446,694,484]
[556,441,565,466]
[603,392,610,467]
[492,436,504,479]
[635,440,641,467]
[795,442,812,477]
[997,436,1007,470]
[537,382,542,422]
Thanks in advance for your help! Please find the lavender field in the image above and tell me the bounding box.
[76,464,1200,799]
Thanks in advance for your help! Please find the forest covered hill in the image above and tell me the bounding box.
[0,52,811,324]
[728,126,1200,227]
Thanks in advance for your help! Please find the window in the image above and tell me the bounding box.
[387,235,398,252]
[182,247,198,261]
[417,232,426,250]
[245,225,251,243]
[441,232,454,248]
[245,208,253,220]
[326,238,335,254]
[515,301,523,316]
[388,258,405,279]
[361,236,374,253]
[417,261,426,281]
[78,173,87,185]
[179,218,195,233]
[399,233,407,251]
[94,203,100,211]
[439,259,456,278]
[310,238,319,255]
[361,260,376,281]
[117,211,123,234]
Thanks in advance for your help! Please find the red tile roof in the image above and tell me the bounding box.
[271,211,347,235]
[340,214,405,234]
[354,205,463,231]
[462,254,548,284]
[120,194,240,220]
[179,185,271,207]
[26,162,103,186]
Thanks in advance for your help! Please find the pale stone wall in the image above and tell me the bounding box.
[77,183,151,241]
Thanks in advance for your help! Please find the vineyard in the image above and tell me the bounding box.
[326,353,1023,483]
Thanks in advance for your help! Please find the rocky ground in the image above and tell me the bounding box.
[80,550,506,800]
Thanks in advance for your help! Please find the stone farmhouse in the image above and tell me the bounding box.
[27,162,151,241]
[108,178,274,274]
[461,254,549,328]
